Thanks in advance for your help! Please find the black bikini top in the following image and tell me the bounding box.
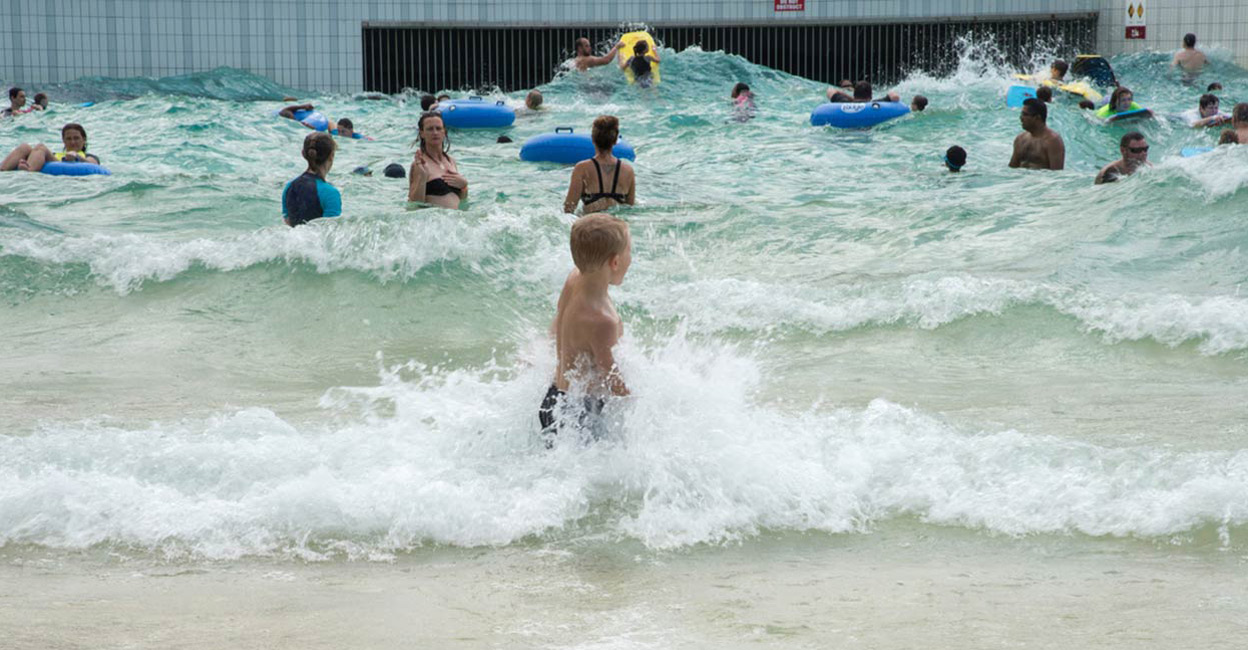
[630,55,652,76]
[426,178,462,197]
[582,158,627,205]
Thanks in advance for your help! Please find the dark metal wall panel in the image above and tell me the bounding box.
[361,15,1097,94]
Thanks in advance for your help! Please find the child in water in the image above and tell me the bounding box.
[540,213,632,443]
[621,41,660,87]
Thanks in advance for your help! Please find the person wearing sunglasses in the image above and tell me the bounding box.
[1095,132,1150,185]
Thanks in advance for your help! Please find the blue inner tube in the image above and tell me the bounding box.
[42,161,111,176]
[291,109,330,131]
[811,101,911,128]
[439,98,515,129]
[520,128,636,165]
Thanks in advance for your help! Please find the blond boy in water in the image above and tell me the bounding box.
[539,214,631,436]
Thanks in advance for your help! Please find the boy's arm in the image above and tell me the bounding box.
[589,318,629,396]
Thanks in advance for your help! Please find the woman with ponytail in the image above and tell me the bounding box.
[407,111,468,209]
[281,132,341,227]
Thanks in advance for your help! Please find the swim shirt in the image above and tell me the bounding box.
[281,171,342,226]
[1096,101,1143,119]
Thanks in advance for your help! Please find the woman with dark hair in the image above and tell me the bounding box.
[1,123,100,172]
[1095,86,1142,119]
[407,111,467,209]
[282,132,341,227]
[619,41,659,87]
[563,115,635,214]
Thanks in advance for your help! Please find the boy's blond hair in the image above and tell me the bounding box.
[570,213,629,272]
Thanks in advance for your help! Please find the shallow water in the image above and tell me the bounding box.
[3,42,1248,647]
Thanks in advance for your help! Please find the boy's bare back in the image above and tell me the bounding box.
[550,214,632,397]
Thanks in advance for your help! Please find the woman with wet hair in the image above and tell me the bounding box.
[407,111,468,209]
[282,132,341,227]
[563,115,635,214]
[1,123,99,172]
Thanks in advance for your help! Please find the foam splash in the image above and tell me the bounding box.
[2,332,1247,559]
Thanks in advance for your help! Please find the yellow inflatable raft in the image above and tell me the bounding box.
[619,31,661,86]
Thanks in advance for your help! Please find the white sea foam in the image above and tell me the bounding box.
[2,332,1246,559]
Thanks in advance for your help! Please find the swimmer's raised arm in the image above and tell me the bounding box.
[407,151,427,203]
[278,103,314,119]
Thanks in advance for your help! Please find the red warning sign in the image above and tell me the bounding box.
[775,0,804,11]
[1126,1,1146,39]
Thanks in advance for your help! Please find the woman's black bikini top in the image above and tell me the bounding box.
[582,158,627,206]
[630,55,652,77]
[426,178,462,197]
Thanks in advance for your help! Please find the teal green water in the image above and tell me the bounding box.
[2,44,1248,562]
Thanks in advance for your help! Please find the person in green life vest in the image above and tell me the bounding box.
[1095,87,1142,119]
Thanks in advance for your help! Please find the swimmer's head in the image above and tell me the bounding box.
[8,87,25,108]
[839,79,853,90]
[1051,60,1069,79]
[853,81,872,101]
[1036,86,1053,103]
[33,92,47,108]
[437,94,450,102]
[944,145,967,172]
[591,114,619,153]
[575,37,591,56]
[383,162,407,178]
[1207,82,1223,92]
[1078,99,1096,110]
[1235,102,1248,126]
[828,91,852,103]
[61,123,87,152]
[415,111,449,153]
[911,95,928,112]
[302,131,336,173]
[1184,33,1197,48]
[633,40,648,56]
[1218,130,1239,145]
[420,94,437,111]
[1199,93,1220,116]
[731,82,750,99]
[571,213,631,283]
[1120,132,1148,164]
[336,118,354,137]
[1021,98,1047,124]
[1109,86,1134,112]
[525,89,543,110]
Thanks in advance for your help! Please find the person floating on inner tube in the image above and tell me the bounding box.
[407,111,468,209]
[1,123,100,172]
[282,132,341,228]
[563,115,636,215]
[1095,87,1142,119]
[278,103,360,138]
[620,41,659,88]
[574,37,624,71]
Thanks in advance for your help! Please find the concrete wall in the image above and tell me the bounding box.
[5,0,1245,94]
[1097,0,1248,67]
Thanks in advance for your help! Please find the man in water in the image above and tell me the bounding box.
[1050,60,1069,82]
[540,213,632,441]
[3,87,26,117]
[525,90,543,110]
[1095,132,1150,184]
[1191,93,1229,128]
[1009,98,1065,171]
[1172,33,1208,77]
[574,37,623,71]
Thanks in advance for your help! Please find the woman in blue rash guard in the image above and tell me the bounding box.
[282,132,342,227]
